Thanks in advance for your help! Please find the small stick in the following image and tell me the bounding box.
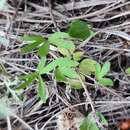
[48,0,60,31]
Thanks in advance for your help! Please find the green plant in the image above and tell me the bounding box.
[18,57,79,102]
[19,20,96,102]
[18,58,48,103]
[79,59,113,86]
[95,61,113,86]
[21,35,49,57]
[80,111,108,130]
[19,20,114,102]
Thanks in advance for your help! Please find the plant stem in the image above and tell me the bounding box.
[78,74,95,113]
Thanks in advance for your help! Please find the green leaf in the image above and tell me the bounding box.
[80,112,108,130]
[17,72,38,89]
[79,59,97,75]
[19,72,37,80]
[68,20,91,40]
[98,78,113,86]
[21,35,45,53]
[48,32,75,49]
[68,79,83,89]
[39,60,58,74]
[100,61,110,78]
[37,76,47,103]
[37,57,46,73]
[38,57,78,76]
[21,42,39,53]
[80,113,99,130]
[38,41,49,57]
[55,68,66,82]
[73,51,84,61]
[125,67,130,74]
[96,112,108,126]
[57,57,79,68]
[22,35,45,44]
[95,63,101,80]
[59,67,79,79]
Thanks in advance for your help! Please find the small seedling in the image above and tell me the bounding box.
[18,57,79,102]
[80,111,108,130]
[19,20,96,103]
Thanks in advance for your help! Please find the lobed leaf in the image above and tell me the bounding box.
[57,57,79,68]
[59,67,79,79]
[48,32,75,50]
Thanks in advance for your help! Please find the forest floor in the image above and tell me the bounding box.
[1,0,130,130]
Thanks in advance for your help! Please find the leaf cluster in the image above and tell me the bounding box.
[19,19,113,103]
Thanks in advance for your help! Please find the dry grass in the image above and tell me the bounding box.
[1,0,130,130]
